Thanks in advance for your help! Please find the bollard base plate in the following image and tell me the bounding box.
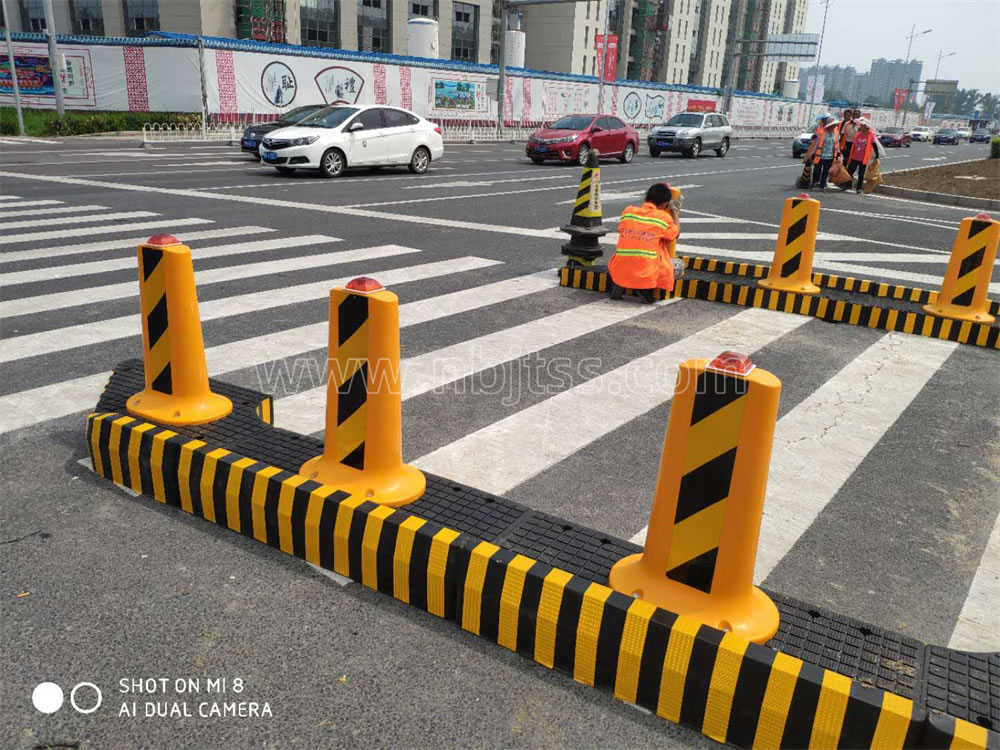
[127,389,233,426]
[608,552,780,645]
[758,277,821,295]
[299,454,426,507]
[921,302,996,324]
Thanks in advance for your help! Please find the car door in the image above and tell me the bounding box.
[607,117,628,153]
[590,117,616,155]
[344,108,387,166]
[705,115,722,147]
[381,108,420,165]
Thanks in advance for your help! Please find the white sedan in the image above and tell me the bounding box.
[259,104,444,177]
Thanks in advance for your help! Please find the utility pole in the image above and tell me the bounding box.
[496,3,508,134]
[933,49,954,80]
[597,0,612,112]
[804,0,833,127]
[897,24,930,126]
[1,0,26,135]
[42,0,65,116]
[721,0,746,116]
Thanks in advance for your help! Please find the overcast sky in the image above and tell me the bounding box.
[803,0,1000,93]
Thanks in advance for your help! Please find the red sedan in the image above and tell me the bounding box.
[526,114,639,165]
[878,127,912,147]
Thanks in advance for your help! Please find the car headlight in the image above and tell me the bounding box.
[290,136,319,146]
[549,135,575,144]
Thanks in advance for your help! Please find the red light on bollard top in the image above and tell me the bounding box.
[146,234,181,246]
[345,276,384,294]
[706,350,755,376]
[795,192,812,200]
[975,212,992,221]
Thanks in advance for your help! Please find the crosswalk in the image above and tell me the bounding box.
[2,195,997,654]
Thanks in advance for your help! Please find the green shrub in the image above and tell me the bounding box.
[991,136,1000,159]
[0,107,201,137]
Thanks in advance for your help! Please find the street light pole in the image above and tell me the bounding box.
[1,0,26,135]
[597,0,612,112]
[42,0,64,116]
[896,25,930,126]
[804,0,833,128]
[934,49,955,80]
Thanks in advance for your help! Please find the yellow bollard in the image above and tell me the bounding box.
[758,193,821,295]
[300,277,426,507]
[608,351,780,645]
[923,213,1000,323]
[127,235,232,426]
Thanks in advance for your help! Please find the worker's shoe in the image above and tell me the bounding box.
[610,284,625,301]
[636,289,655,304]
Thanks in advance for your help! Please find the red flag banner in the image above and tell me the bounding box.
[893,88,908,111]
[595,34,619,82]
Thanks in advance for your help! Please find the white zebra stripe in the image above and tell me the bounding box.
[0,210,159,230]
[0,218,215,245]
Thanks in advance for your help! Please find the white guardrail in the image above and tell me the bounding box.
[142,120,804,145]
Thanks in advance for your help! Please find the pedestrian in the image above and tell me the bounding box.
[609,183,681,304]
[844,118,878,195]
[839,109,858,162]
[806,114,840,191]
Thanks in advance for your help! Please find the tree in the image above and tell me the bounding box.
[977,92,1000,119]
[954,88,981,115]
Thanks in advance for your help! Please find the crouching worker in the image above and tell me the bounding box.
[608,182,681,304]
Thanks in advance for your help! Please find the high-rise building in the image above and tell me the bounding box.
[868,58,923,107]
[797,64,856,100]
[521,0,608,76]
[3,0,493,64]
[774,0,807,94]
[688,0,733,88]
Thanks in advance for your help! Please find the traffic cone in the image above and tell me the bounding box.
[560,148,608,266]
[127,235,232,426]
[758,193,821,295]
[608,351,781,645]
[299,277,426,507]
[923,213,1000,323]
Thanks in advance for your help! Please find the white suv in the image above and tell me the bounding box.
[910,126,933,142]
[260,104,444,177]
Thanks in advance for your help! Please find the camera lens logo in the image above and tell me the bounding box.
[32,682,102,714]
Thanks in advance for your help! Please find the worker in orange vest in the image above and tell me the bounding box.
[608,183,681,304]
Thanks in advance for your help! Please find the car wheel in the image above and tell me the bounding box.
[408,146,431,174]
[576,143,591,166]
[319,148,345,178]
[906,142,911,147]
[715,138,729,157]
[686,139,702,158]
[620,142,635,163]
[276,166,295,175]
[251,153,261,161]
[649,146,661,158]
[531,157,545,165]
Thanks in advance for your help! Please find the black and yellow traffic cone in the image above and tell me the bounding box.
[127,234,232,426]
[299,277,426,507]
[608,351,781,645]
[560,148,608,266]
[923,213,1000,323]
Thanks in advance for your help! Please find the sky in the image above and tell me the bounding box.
[803,0,1000,94]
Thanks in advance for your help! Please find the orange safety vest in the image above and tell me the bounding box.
[812,123,840,163]
[609,203,680,291]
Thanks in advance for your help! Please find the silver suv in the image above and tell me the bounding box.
[648,112,733,158]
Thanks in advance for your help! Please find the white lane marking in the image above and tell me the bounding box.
[0,199,64,210]
[1,234,342,286]
[0,204,108,219]
[276,295,659,435]
[2,244,412,318]
[0,256,500,366]
[404,174,574,190]
[673,232,848,241]
[869,192,993,213]
[0,226,274,265]
[949,509,1000,651]
[817,206,962,231]
[0,194,22,200]
[0,218,215,245]
[0,210,159,230]
[0,260,517,432]
[0,137,62,144]
[414,307,810,495]
[819,260,1000,295]
[630,333,958,553]
[556,185,702,205]
[604,216,744,224]
[655,248,953,264]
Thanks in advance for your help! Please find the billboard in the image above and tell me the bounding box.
[763,33,820,62]
[0,45,96,107]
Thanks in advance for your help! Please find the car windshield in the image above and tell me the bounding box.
[883,127,903,133]
[975,129,990,134]
[275,106,321,125]
[549,116,595,130]
[297,106,359,128]
[939,129,955,134]
[665,114,704,127]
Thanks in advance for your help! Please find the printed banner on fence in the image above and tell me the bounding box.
[686,98,716,112]
[0,44,96,107]
[430,77,486,112]
[542,80,590,117]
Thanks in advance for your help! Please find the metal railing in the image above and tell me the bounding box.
[142,123,244,144]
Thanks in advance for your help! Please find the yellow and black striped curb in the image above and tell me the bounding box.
[680,254,1000,318]
[85,406,997,749]
[559,266,1000,350]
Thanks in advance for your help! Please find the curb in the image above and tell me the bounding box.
[875,184,1000,211]
[85,391,999,749]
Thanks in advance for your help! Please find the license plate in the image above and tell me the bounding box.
[242,138,257,148]
[263,151,278,161]
[658,140,672,146]
[535,146,547,152]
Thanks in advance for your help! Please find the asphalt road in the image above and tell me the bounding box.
[1,134,998,749]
